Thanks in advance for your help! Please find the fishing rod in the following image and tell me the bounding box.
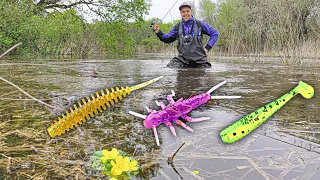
[148,0,180,57]
[149,0,180,30]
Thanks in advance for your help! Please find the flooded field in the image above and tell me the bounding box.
[0,56,319,179]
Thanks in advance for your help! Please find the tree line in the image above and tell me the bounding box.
[0,0,319,59]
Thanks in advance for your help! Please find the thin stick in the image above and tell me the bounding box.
[247,158,270,180]
[188,92,195,98]
[168,160,184,179]
[132,148,137,157]
[0,42,22,58]
[168,142,186,163]
[0,98,51,101]
[0,76,58,109]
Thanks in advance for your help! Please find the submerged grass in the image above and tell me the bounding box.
[0,105,163,179]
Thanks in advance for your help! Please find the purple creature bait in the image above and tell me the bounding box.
[129,81,241,146]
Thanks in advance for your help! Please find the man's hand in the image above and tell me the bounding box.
[153,24,160,33]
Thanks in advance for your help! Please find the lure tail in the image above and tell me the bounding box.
[47,76,163,137]
[220,81,314,143]
[206,81,242,100]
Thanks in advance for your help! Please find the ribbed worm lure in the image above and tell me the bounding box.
[129,81,241,146]
[47,76,163,137]
[220,81,314,143]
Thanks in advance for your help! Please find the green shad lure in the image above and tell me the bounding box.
[220,81,314,143]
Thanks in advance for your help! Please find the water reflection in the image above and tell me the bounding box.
[175,68,207,98]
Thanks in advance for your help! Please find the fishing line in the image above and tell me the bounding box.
[149,0,180,60]
[149,0,180,29]
[160,0,180,22]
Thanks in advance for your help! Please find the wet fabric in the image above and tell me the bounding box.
[166,56,211,68]
[168,20,209,68]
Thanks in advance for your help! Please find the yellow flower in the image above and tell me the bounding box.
[101,148,119,163]
[128,160,139,172]
[110,155,130,176]
[109,178,117,180]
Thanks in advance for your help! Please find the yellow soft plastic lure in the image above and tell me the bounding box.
[220,81,314,143]
[47,76,163,137]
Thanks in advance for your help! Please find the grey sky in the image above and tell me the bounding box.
[145,0,220,23]
[145,0,200,23]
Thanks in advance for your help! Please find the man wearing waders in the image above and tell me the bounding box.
[152,2,218,68]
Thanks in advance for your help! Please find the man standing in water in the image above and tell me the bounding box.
[153,2,218,68]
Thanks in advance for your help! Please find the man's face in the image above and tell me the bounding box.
[180,7,192,21]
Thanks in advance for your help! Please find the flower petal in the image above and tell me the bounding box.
[123,157,130,164]
[129,160,137,167]
[115,155,123,163]
[111,168,122,176]
[111,148,119,158]
[111,160,116,166]
[111,148,118,154]
[102,149,109,156]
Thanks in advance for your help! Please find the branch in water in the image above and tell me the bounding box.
[0,76,59,110]
[0,42,22,58]
[168,142,186,163]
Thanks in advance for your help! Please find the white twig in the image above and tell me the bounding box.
[0,76,59,109]
[0,98,51,101]
[0,42,22,58]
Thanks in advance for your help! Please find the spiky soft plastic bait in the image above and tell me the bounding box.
[220,81,314,143]
[129,81,241,146]
[47,76,163,137]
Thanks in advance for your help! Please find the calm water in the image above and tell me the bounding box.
[0,57,319,179]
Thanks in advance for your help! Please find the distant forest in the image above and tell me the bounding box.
[1,0,319,59]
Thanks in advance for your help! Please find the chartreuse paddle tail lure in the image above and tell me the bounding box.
[47,76,163,137]
[220,81,314,143]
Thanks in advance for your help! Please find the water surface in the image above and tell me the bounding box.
[0,57,319,179]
